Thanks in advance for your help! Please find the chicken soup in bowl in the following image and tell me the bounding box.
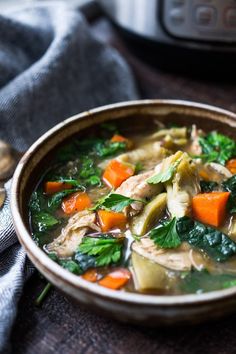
[12,100,236,325]
[29,111,236,295]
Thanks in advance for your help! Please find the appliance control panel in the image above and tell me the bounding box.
[162,0,236,42]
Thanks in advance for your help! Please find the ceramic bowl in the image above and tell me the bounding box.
[11,100,236,325]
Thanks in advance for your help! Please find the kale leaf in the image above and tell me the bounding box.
[74,252,96,272]
[181,269,236,294]
[199,132,236,165]
[48,253,82,274]
[200,180,218,193]
[176,216,236,262]
[149,215,236,262]
[197,175,236,213]
[150,218,181,249]
[222,175,236,213]
[222,175,236,195]
[59,259,82,274]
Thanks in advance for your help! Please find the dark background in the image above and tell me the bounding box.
[10,17,236,354]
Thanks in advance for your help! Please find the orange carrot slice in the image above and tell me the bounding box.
[199,169,211,181]
[97,209,127,232]
[62,192,91,214]
[81,268,98,283]
[192,191,230,227]
[110,134,133,148]
[103,160,134,189]
[44,181,72,195]
[99,268,131,290]
[226,159,236,174]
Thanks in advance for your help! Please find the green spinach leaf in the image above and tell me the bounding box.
[54,178,84,188]
[76,138,101,153]
[135,162,143,174]
[95,141,126,158]
[222,279,236,288]
[30,190,45,213]
[86,175,101,186]
[55,160,101,188]
[78,157,102,186]
[101,122,119,133]
[56,142,78,162]
[79,157,100,178]
[76,138,126,158]
[32,212,59,232]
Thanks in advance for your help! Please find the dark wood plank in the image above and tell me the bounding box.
[10,18,236,354]
[11,273,236,354]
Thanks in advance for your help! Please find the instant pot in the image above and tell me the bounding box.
[97,0,236,77]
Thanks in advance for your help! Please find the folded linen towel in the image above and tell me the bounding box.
[0,3,138,351]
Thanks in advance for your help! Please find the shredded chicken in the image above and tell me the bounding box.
[185,124,203,155]
[116,170,163,216]
[98,142,169,171]
[150,127,188,150]
[132,237,209,272]
[142,127,187,143]
[47,210,100,257]
[117,142,169,171]
[132,237,192,271]
[197,161,232,183]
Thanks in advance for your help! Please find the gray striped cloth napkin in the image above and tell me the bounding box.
[0,4,138,352]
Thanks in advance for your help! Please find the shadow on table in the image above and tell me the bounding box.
[10,273,236,354]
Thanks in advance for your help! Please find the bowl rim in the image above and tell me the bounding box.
[10,98,236,306]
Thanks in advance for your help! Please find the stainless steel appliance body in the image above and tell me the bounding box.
[97,0,236,52]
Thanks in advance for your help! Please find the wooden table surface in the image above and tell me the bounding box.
[10,18,236,354]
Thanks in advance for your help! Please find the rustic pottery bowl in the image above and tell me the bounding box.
[11,100,236,325]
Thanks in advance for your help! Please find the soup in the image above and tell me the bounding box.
[29,119,236,295]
